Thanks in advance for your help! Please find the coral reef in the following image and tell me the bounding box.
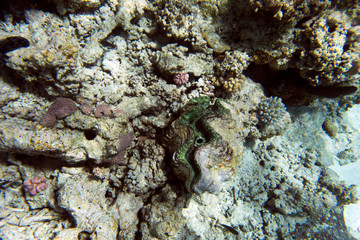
[2,10,81,96]
[248,0,331,23]
[294,10,360,86]
[0,0,359,239]
[217,50,251,77]
[53,0,102,15]
[322,118,339,138]
[213,75,246,93]
[99,131,134,165]
[78,102,93,115]
[152,0,209,53]
[250,96,291,140]
[0,110,133,163]
[154,44,214,78]
[56,168,118,239]
[140,185,188,238]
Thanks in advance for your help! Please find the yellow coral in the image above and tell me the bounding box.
[212,76,244,93]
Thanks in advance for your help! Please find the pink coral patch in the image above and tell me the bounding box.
[173,72,189,85]
[23,176,49,195]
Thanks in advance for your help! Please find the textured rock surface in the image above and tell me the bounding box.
[0,111,133,163]
[0,0,359,239]
[56,168,118,239]
[124,139,167,195]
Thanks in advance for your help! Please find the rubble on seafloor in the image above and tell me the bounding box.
[0,0,359,239]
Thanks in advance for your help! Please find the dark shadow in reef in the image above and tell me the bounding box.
[244,63,358,106]
[0,36,29,57]
[0,36,77,99]
[11,153,94,170]
[0,35,62,99]
[0,66,59,99]
[0,0,58,22]
[0,67,28,93]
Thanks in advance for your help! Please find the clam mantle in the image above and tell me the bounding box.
[164,96,243,194]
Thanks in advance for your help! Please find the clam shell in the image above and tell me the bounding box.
[164,97,239,194]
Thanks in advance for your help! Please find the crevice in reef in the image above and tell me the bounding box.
[244,63,358,106]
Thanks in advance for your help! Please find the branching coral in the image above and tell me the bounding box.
[257,96,287,126]
[213,76,245,93]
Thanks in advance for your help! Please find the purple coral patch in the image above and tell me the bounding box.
[107,151,127,165]
[39,113,57,127]
[39,97,77,127]
[118,131,134,152]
